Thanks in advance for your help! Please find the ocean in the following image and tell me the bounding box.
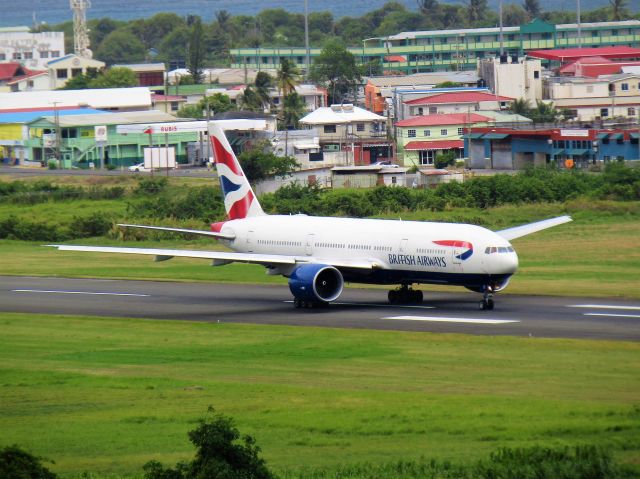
[0,0,615,28]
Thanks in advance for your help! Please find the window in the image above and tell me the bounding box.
[587,85,594,93]
[51,51,60,58]
[356,123,365,132]
[23,52,33,60]
[534,71,540,79]
[423,129,431,137]
[56,69,68,79]
[621,83,629,91]
[171,102,180,111]
[429,106,437,114]
[12,52,21,60]
[600,108,609,118]
[407,129,416,138]
[628,107,636,116]
[458,127,464,135]
[0,53,5,60]
[39,50,49,58]
[324,124,336,134]
[417,107,424,115]
[27,80,34,88]
[71,68,83,77]
[440,129,448,136]
[419,150,434,165]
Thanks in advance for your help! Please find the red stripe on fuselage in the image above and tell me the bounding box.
[211,135,242,176]
[433,240,473,250]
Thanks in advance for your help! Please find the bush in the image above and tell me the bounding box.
[69,212,114,238]
[143,407,274,479]
[0,445,57,479]
[47,160,57,170]
[135,177,169,195]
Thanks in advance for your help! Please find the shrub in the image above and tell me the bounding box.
[47,160,57,170]
[135,177,169,195]
[69,212,114,238]
[0,445,57,479]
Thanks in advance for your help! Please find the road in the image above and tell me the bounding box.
[1,276,639,341]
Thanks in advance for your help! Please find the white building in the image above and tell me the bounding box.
[47,54,106,89]
[478,57,543,103]
[0,26,65,70]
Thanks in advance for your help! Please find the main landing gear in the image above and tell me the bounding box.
[480,287,494,310]
[388,284,423,304]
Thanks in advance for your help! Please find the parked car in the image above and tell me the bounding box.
[372,161,400,168]
[128,163,149,172]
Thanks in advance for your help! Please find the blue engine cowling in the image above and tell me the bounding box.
[288,264,344,303]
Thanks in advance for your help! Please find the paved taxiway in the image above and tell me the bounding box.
[1,276,639,341]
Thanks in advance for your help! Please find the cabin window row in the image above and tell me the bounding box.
[258,239,302,247]
[416,248,445,254]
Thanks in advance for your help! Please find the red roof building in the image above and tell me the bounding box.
[405,91,513,105]
[558,56,640,77]
[0,63,33,84]
[528,46,640,64]
[395,113,492,127]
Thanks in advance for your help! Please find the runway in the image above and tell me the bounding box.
[1,276,639,341]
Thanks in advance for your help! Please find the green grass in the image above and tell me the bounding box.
[2,201,639,298]
[0,313,639,477]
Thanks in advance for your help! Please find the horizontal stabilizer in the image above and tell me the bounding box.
[118,223,235,240]
[496,215,572,241]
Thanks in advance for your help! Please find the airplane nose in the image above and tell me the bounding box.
[504,251,519,274]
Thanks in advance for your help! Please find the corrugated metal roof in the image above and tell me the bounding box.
[395,113,491,127]
[0,87,152,111]
[301,104,385,125]
[32,110,178,127]
[405,140,463,150]
[528,46,640,62]
[0,108,104,124]
[406,91,513,105]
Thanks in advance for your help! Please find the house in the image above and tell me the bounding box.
[403,91,514,118]
[270,84,328,112]
[113,63,165,87]
[466,126,640,169]
[152,94,187,115]
[543,73,640,121]
[477,57,543,103]
[6,70,49,92]
[46,54,105,89]
[300,104,391,166]
[0,63,46,92]
[331,165,408,188]
[558,56,640,78]
[271,129,321,170]
[395,113,493,167]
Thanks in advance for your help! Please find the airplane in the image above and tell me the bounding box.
[50,123,572,311]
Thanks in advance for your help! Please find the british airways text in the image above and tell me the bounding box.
[388,254,447,268]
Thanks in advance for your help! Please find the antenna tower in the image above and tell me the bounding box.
[70,0,92,58]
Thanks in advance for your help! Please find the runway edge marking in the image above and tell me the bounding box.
[12,289,151,297]
[383,315,519,324]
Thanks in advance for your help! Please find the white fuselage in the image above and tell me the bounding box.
[218,215,519,288]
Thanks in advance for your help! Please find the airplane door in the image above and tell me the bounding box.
[305,234,314,256]
[451,246,463,272]
[246,230,254,252]
[399,238,408,253]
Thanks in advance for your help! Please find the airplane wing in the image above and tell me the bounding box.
[495,215,572,241]
[47,245,379,270]
[117,223,235,240]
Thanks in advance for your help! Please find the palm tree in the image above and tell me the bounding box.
[276,58,301,100]
[608,0,628,21]
[509,98,532,117]
[282,92,307,130]
[254,72,273,112]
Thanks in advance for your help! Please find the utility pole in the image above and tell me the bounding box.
[577,0,582,48]
[53,102,61,167]
[304,0,310,80]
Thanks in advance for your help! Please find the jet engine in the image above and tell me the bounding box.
[288,264,344,305]
[464,278,511,294]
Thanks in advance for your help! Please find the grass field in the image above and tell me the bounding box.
[2,199,639,298]
[1,313,639,478]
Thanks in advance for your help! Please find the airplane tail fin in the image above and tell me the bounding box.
[209,123,265,220]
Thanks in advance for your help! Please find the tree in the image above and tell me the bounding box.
[254,72,273,111]
[143,407,274,479]
[95,30,146,65]
[158,26,190,65]
[0,445,57,479]
[529,100,561,124]
[59,68,101,90]
[89,67,138,89]
[509,97,532,116]
[276,58,300,100]
[503,4,528,26]
[609,0,628,21]
[239,144,299,183]
[523,0,542,20]
[467,0,488,25]
[187,17,205,84]
[202,93,234,116]
[310,40,361,104]
[281,92,307,129]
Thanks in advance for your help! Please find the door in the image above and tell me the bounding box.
[305,234,314,256]
[399,238,408,253]
[246,230,254,253]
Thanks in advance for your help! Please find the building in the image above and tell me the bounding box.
[403,91,514,118]
[0,107,103,164]
[271,129,321,170]
[113,63,165,87]
[477,57,543,103]
[0,63,46,92]
[331,165,408,188]
[5,70,49,92]
[300,104,390,166]
[466,126,640,169]
[364,71,479,115]
[543,73,640,121]
[230,19,640,74]
[0,26,65,70]
[0,87,153,113]
[395,113,493,166]
[47,54,105,89]
[152,93,187,115]
[271,84,328,112]
[558,56,640,77]
[24,110,195,168]
[527,45,640,67]
[168,68,259,86]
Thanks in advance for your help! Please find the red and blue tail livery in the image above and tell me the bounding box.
[433,240,474,261]
[210,124,264,220]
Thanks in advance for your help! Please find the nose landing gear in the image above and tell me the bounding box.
[388,284,423,304]
[480,286,494,310]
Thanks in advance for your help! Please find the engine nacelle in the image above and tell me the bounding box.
[288,264,344,303]
[465,278,511,294]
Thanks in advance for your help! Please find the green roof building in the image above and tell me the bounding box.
[230,19,640,75]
